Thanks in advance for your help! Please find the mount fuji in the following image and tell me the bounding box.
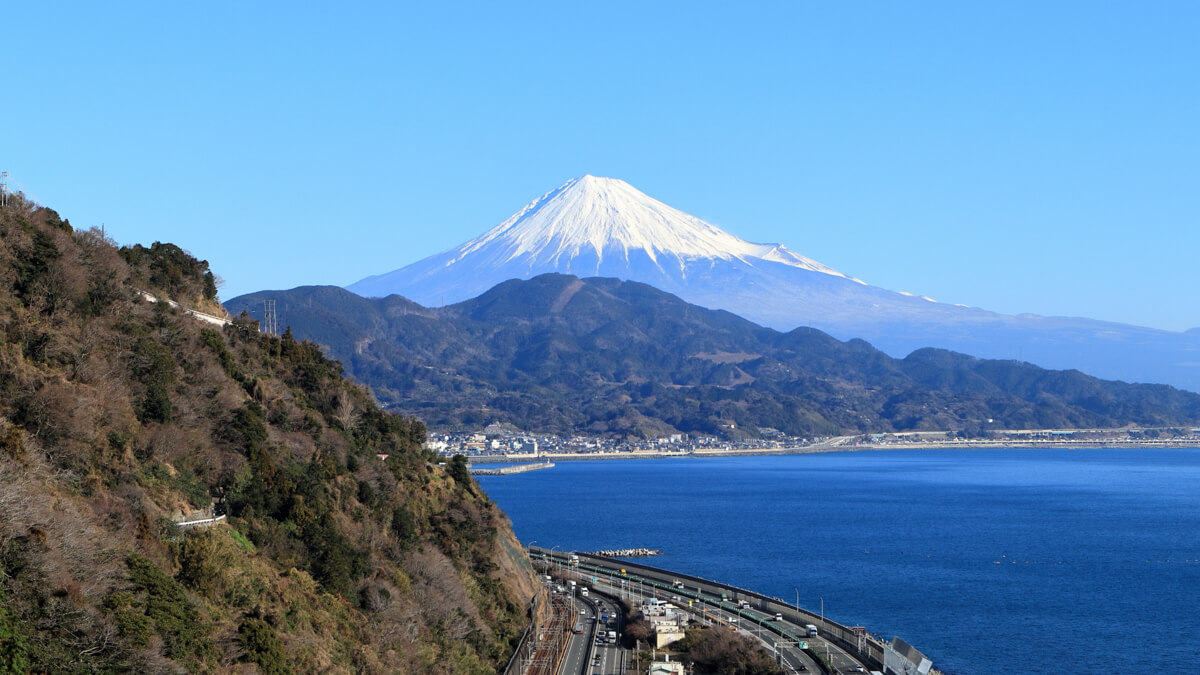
[348,176,1200,392]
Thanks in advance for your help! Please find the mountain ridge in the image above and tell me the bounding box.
[345,176,1200,392]
[228,274,1200,438]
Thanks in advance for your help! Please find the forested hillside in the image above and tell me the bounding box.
[0,194,536,673]
[228,276,1200,438]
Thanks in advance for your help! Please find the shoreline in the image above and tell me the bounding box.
[467,439,1200,463]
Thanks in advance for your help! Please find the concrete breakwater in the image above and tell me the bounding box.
[584,547,663,557]
[470,462,555,476]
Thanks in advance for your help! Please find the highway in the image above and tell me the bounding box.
[555,592,593,675]
[532,547,880,675]
[585,576,822,674]
[582,593,625,675]
[533,573,628,675]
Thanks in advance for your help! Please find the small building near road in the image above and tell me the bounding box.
[648,655,685,675]
[648,614,685,649]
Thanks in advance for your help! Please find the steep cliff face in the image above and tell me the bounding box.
[0,194,536,673]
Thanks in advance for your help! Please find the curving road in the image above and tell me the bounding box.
[532,547,881,675]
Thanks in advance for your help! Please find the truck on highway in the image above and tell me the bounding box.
[737,600,750,608]
[607,630,616,642]
[806,624,819,637]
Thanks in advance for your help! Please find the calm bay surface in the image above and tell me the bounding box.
[476,448,1200,674]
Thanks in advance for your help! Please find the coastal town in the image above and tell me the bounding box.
[430,423,1200,461]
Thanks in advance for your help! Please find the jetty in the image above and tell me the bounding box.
[470,461,555,476]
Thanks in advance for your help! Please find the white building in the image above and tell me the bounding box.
[648,614,685,649]
[647,655,685,675]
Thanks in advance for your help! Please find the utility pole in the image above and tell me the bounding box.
[821,596,828,668]
[774,640,797,669]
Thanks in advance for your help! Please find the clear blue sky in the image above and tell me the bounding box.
[5,2,1198,331]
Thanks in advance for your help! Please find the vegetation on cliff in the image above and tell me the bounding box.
[0,194,535,673]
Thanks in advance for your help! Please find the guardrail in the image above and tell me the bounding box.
[135,289,231,327]
[176,514,227,529]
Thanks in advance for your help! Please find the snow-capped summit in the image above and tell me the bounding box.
[345,176,1200,393]
[348,175,863,304]
[451,175,852,280]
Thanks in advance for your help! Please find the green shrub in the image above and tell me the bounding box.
[125,554,214,666]
[102,590,153,646]
[228,528,257,554]
[177,530,222,597]
[0,427,22,461]
[448,454,473,491]
[391,504,418,549]
[0,571,30,675]
[138,381,173,424]
[239,617,292,675]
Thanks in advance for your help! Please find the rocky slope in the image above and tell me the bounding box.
[0,194,537,673]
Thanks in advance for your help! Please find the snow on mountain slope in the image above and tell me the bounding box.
[346,175,1200,392]
[452,175,855,277]
[349,175,864,303]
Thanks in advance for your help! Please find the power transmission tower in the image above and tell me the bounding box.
[262,299,278,336]
[1,172,8,207]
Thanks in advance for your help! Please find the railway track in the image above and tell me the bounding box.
[525,594,575,675]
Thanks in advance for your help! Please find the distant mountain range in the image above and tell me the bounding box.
[347,175,1200,392]
[226,275,1200,438]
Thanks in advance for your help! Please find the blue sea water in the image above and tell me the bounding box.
[476,449,1200,674]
